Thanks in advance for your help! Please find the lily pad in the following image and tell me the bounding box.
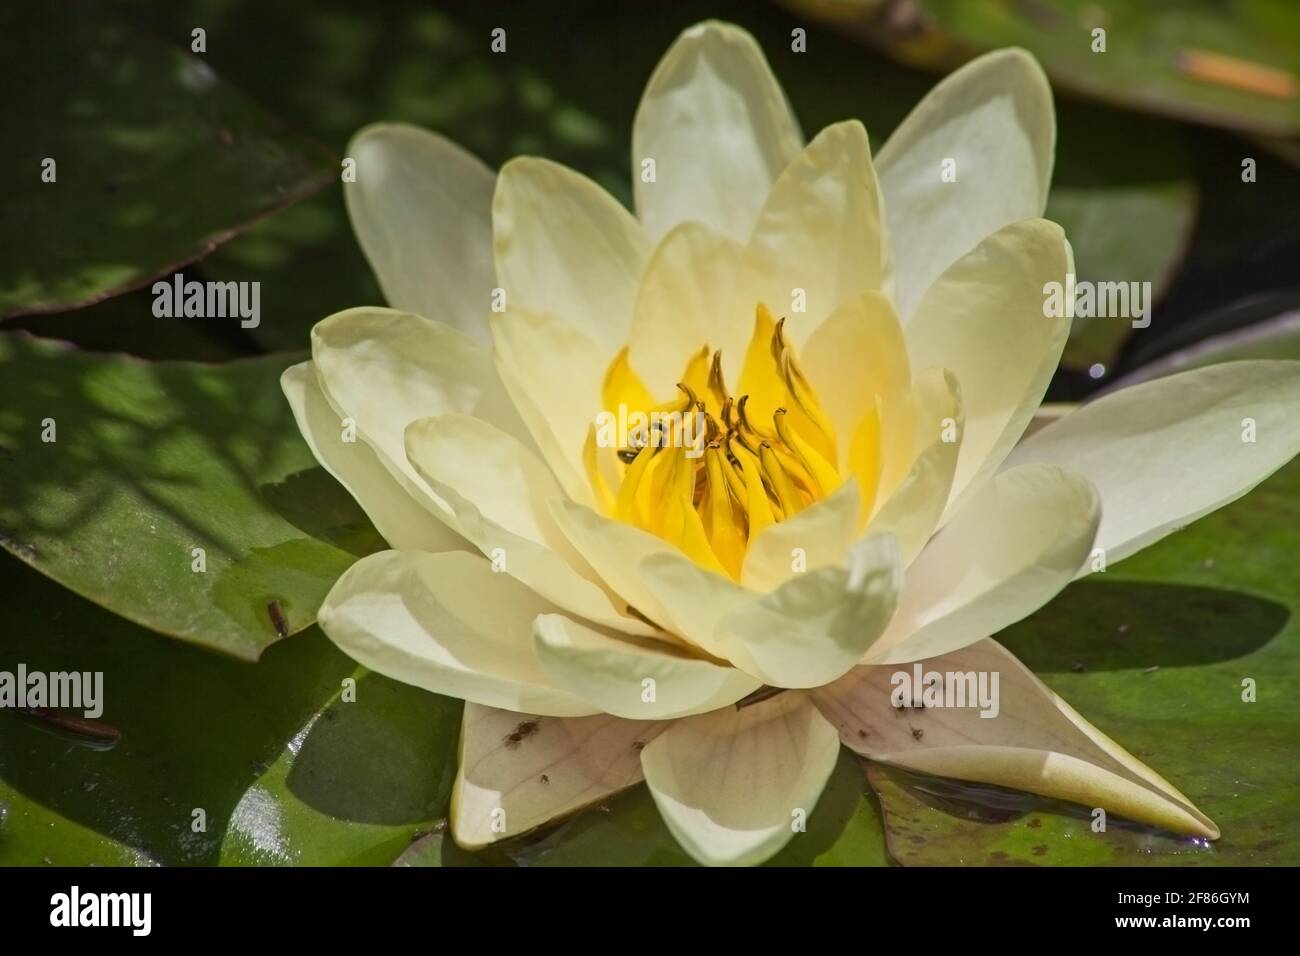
[0,0,334,318]
[793,0,1300,136]
[0,334,385,659]
[0,554,461,866]
[865,455,1300,865]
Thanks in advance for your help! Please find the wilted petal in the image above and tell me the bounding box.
[452,702,665,848]
[815,639,1219,839]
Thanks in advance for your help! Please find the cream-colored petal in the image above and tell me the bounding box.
[815,639,1218,839]
[627,221,749,393]
[281,362,465,553]
[740,478,860,593]
[865,367,963,565]
[640,694,840,867]
[904,219,1072,519]
[744,120,891,345]
[1005,360,1300,570]
[548,498,681,633]
[493,157,649,353]
[452,702,666,848]
[866,464,1099,665]
[533,614,761,720]
[801,290,912,477]
[317,550,596,717]
[344,124,496,345]
[404,416,656,637]
[640,534,903,688]
[490,306,607,503]
[633,20,803,243]
[876,49,1055,320]
[311,307,530,522]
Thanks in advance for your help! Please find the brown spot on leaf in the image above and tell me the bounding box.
[503,720,540,748]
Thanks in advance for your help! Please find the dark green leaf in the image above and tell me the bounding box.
[0,334,384,659]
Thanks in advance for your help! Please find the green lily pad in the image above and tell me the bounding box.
[0,554,461,866]
[0,1,334,318]
[794,0,1300,136]
[0,334,384,659]
[865,455,1300,865]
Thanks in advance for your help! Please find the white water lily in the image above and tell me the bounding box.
[283,21,1300,866]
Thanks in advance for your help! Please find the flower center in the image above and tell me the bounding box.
[587,304,850,580]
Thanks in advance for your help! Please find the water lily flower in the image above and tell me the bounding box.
[282,21,1300,866]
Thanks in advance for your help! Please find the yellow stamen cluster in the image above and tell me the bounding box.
[591,305,844,580]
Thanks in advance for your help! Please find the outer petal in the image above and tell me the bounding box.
[404,415,655,637]
[317,550,596,717]
[814,639,1219,840]
[493,157,649,353]
[1004,360,1300,570]
[452,702,666,848]
[640,694,840,867]
[490,306,607,502]
[876,48,1055,320]
[640,534,903,688]
[865,367,963,565]
[533,614,761,720]
[904,219,1072,519]
[344,124,496,344]
[744,120,892,345]
[281,361,465,553]
[311,307,529,514]
[633,20,803,243]
[866,464,1099,665]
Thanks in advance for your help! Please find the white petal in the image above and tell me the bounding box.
[1004,360,1300,569]
[317,550,595,717]
[311,307,529,518]
[876,48,1055,319]
[344,124,496,344]
[493,157,649,353]
[640,694,840,866]
[403,415,655,637]
[452,703,665,848]
[904,218,1073,518]
[815,639,1218,839]
[866,464,1099,665]
[744,120,891,344]
[627,221,748,392]
[640,534,903,688]
[490,306,607,503]
[740,478,860,593]
[633,20,803,243]
[533,614,761,719]
[281,362,465,553]
[865,367,963,565]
